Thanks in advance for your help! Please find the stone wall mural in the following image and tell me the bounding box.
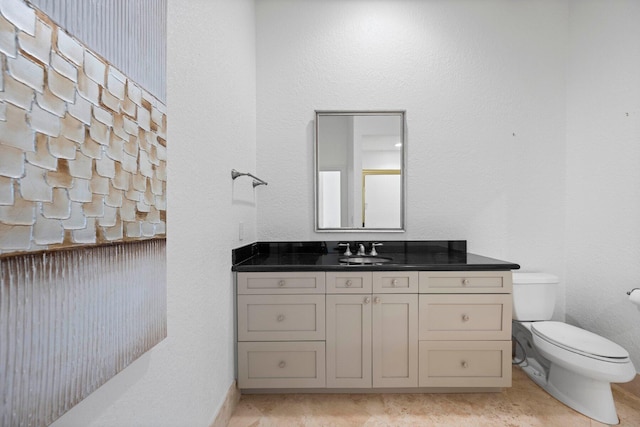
[0,0,167,425]
[0,0,166,255]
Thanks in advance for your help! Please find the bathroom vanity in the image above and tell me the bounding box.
[232,241,519,392]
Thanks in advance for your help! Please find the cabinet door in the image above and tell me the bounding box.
[372,294,418,387]
[326,294,372,388]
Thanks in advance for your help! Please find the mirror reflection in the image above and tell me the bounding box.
[315,111,405,231]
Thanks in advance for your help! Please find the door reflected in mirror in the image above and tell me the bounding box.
[315,111,405,232]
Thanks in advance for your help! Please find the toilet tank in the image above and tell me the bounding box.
[512,272,559,321]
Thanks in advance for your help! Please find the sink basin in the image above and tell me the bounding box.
[339,256,392,265]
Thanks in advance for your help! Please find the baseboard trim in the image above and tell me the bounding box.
[210,381,241,427]
[615,374,640,399]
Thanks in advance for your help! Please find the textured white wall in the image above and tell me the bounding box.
[49,0,257,425]
[565,0,640,371]
[256,0,568,317]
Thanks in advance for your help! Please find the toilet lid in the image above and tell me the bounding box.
[531,321,629,360]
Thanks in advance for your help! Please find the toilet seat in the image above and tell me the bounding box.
[531,321,629,363]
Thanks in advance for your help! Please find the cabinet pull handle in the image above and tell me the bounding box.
[277,314,285,322]
[279,361,286,368]
[364,297,371,304]
[462,278,470,286]
[278,280,286,287]
[391,279,398,287]
[461,361,468,369]
[346,280,352,287]
[462,314,470,322]
[374,297,381,304]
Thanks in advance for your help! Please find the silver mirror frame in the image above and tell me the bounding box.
[314,110,406,233]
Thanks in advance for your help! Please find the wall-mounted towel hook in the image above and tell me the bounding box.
[231,169,268,187]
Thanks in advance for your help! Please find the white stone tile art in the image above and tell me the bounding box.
[7,53,44,92]
[0,0,166,256]
[0,13,18,58]
[0,0,36,36]
[0,143,25,178]
[17,18,52,64]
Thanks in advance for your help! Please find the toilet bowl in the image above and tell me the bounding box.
[512,273,636,425]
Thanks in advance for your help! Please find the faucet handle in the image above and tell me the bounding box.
[338,242,352,256]
[370,242,383,256]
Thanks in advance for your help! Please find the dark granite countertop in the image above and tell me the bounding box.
[232,241,520,272]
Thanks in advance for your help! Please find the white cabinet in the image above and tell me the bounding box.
[236,270,512,391]
[418,272,513,388]
[236,272,326,389]
[326,294,372,388]
[372,293,418,387]
[326,292,418,388]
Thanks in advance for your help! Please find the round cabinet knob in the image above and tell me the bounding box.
[462,314,470,322]
[346,280,352,287]
[374,297,381,304]
[364,297,371,304]
[461,361,468,369]
[277,314,285,322]
[278,280,286,287]
[462,279,470,286]
[391,279,398,287]
[279,361,286,369]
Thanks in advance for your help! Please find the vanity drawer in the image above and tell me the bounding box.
[237,295,325,341]
[418,341,511,387]
[237,272,325,294]
[419,271,512,293]
[418,294,511,340]
[373,271,419,293]
[326,272,372,293]
[237,341,326,389]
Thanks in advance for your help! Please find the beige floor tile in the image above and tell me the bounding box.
[229,367,640,427]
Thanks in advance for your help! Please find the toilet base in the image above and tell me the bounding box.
[520,361,620,425]
[546,363,619,425]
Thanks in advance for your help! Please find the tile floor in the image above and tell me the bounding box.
[228,367,640,427]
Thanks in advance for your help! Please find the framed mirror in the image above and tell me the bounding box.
[315,110,405,232]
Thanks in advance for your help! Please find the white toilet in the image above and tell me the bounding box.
[512,272,636,425]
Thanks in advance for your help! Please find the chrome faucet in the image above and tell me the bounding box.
[370,242,383,256]
[357,243,366,256]
[338,242,352,256]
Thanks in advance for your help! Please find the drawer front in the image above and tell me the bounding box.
[238,295,325,341]
[419,294,511,340]
[419,271,512,293]
[237,272,325,294]
[419,341,511,387]
[372,271,419,293]
[326,272,372,293]
[237,341,326,389]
